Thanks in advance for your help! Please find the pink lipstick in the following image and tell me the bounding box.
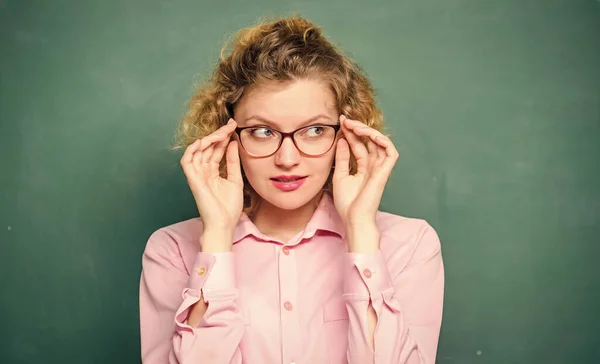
[270,175,307,192]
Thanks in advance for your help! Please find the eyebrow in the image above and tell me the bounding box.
[242,114,333,129]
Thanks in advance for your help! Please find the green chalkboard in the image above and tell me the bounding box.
[1,0,599,363]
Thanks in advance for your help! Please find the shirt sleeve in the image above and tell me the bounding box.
[139,229,244,364]
[342,222,444,364]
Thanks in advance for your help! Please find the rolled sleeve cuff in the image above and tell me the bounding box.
[343,250,393,297]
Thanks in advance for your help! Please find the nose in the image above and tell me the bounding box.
[274,136,300,168]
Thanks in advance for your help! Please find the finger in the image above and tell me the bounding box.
[376,135,399,159]
[192,142,204,173]
[339,114,348,126]
[197,134,226,166]
[200,121,237,162]
[379,138,399,171]
[341,116,384,161]
[209,133,232,165]
[341,116,368,131]
[376,140,386,164]
[350,124,387,144]
[203,132,232,163]
[341,121,369,172]
[371,137,398,178]
[367,139,377,166]
[226,140,243,185]
[198,119,236,151]
[347,123,394,157]
[333,138,350,179]
[341,115,398,162]
[356,128,398,163]
[181,139,201,167]
[199,131,230,154]
[368,137,399,186]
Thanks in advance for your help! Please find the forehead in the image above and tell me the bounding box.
[234,79,337,128]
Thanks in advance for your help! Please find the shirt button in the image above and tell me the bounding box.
[283,301,293,311]
[363,268,372,278]
[282,246,290,255]
[197,267,206,276]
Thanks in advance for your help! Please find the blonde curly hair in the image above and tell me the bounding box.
[173,15,385,216]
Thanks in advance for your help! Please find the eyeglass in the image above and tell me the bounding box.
[234,123,341,157]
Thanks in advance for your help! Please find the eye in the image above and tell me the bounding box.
[303,126,325,137]
[249,127,275,139]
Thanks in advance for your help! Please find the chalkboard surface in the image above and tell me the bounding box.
[1,0,599,363]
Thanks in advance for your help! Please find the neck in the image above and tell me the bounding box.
[251,192,324,242]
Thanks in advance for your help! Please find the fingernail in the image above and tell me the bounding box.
[227,118,234,125]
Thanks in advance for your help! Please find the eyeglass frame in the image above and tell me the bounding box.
[234,122,342,158]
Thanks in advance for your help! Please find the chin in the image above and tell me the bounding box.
[265,196,310,211]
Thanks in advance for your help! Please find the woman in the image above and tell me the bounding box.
[139,16,444,364]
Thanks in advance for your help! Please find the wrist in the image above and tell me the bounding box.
[200,230,234,253]
[344,214,376,228]
[346,223,380,253]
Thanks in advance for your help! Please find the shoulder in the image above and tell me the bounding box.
[375,211,442,272]
[142,217,204,272]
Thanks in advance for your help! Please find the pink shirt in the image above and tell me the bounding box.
[139,194,444,364]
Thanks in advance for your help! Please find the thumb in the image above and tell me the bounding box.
[333,139,350,180]
[226,141,243,185]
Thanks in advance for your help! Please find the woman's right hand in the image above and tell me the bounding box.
[180,118,243,249]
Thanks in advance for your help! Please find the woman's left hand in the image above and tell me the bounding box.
[332,114,399,228]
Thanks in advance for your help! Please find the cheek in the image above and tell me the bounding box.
[239,155,254,177]
[239,154,267,182]
[313,152,336,175]
[326,147,337,167]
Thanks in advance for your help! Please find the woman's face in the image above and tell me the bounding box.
[233,78,339,211]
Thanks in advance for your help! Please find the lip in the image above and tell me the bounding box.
[271,175,306,180]
[270,175,307,192]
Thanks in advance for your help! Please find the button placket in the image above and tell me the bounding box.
[278,244,299,363]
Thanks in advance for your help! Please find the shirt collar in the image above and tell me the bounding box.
[232,193,346,244]
[303,193,346,240]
